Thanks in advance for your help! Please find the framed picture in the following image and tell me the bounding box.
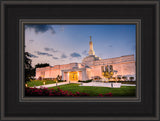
[20,19,140,102]
[1,0,159,120]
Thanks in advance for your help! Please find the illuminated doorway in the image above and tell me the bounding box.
[69,72,78,81]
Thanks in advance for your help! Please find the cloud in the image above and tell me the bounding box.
[44,47,58,52]
[35,51,53,57]
[82,50,88,56]
[25,25,55,34]
[60,26,64,32]
[70,52,81,58]
[29,40,34,43]
[61,54,67,59]
[53,57,59,59]
[29,53,38,58]
[108,45,112,47]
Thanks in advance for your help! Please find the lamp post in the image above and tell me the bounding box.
[56,80,57,86]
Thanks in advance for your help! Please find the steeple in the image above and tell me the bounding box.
[88,36,95,55]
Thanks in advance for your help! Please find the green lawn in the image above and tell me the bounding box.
[48,83,136,96]
[26,80,56,87]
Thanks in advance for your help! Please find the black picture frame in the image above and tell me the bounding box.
[0,0,159,120]
[19,19,141,102]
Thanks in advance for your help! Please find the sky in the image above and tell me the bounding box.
[25,24,136,67]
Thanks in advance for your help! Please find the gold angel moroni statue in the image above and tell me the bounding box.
[88,36,95,55]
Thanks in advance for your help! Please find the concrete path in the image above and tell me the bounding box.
[80,82,136,88]
[80,82,122,88]
[121,84,136,86]
[34,82,136,88]
[34,81,80,88]
[35,82,69,88]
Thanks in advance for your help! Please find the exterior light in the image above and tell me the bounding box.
[43,82,45,85]
[25,84,28,87]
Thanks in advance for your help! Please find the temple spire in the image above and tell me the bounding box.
[90,36,92,41]
[88,36,95,55]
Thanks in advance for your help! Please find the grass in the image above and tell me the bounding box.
[48,83,136,96]
[26,80,56,87]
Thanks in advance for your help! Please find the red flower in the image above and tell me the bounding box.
[104,93,113,96]
[49,93,54,96]
[25,87,97,97]
[98,94,104,97]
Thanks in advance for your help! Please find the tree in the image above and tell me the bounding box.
[34,63,50,80]
[24,52,34,82]
[57,75,60,81]
[35,63,50,68]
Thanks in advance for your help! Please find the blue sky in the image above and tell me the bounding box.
[25,24,136,67]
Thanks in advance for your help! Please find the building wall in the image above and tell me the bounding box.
[35,55,136,80]
[78,71,82,80]
[49,69,61,78]
[86,68,92,80]
[88,55,135,79]
[90,65,102,78]
[36,63,75,78]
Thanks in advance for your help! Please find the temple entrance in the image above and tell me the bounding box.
[69,71,78,81]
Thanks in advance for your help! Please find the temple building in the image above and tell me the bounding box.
[35,37,136,81]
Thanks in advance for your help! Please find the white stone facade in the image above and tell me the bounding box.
[35,41,136,81]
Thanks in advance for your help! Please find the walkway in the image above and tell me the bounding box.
[35,81,79,88]
[121,84,136,86]
[34,82,136,88]
[35,82,69,88]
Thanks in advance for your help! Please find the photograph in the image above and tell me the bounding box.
[1,1,159,120]
[24,24,136,97]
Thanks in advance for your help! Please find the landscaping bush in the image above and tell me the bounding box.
[38,76,42,80]
[117,76,121,81]
[25,87,89,96]
[122,76,127,81]
[78,79,92,83]
[44,78,57,81]
[98,93,112,97]
[129,77,134,81]
[25,87,113,97]
[58,80,66,82]
[92,76,101,80]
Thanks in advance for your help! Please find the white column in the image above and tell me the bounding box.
[82,70,86,81]
[67,72,69,82]
[61,71,64,80]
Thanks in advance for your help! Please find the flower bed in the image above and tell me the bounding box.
[25,87,112,97]
[98,93,112,97]
[78,79,92,83]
